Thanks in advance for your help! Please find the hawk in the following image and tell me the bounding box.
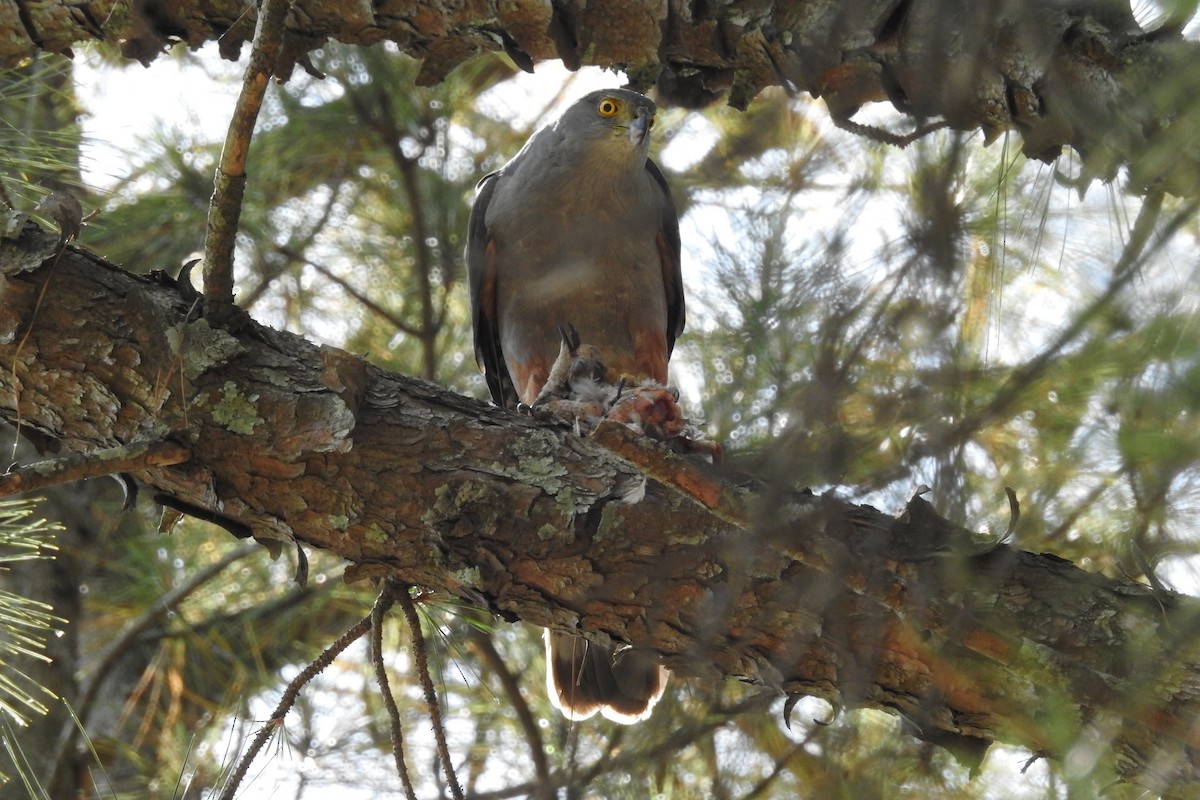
[466,88,684,722]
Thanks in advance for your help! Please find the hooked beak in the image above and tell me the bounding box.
[629,110,652,145]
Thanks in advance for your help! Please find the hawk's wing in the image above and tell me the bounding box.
[466,171,519,408]
[647,158,685,357]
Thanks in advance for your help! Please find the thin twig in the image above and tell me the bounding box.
[831,114,950,148]
[741,743,807,800]
[1001,486,1020,542]
[395,581,464,800]
[218,608,374,800]
[0,441,189,499]
[287,249,419,335]
[370,582,418,800]
[202,0,292,311]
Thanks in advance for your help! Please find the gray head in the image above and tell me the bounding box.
[550,88,659,162]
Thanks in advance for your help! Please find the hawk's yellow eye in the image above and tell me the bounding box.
[648,115,656,129]
[597,98,620,117]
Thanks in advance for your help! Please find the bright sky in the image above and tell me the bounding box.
[79,51,240,189]
[77,49,622,191]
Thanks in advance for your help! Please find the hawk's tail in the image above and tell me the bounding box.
[544,631,668,724]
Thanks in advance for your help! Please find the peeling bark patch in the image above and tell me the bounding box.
[1,0,1198,193]
[513,554,601,600]
[577,0,665,68]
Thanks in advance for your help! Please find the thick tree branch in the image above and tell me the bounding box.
[5,1,1200,195]
[2,215,1199,796]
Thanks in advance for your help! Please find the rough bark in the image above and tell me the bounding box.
[2,214,1199,795]
[3,0,1200,195]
